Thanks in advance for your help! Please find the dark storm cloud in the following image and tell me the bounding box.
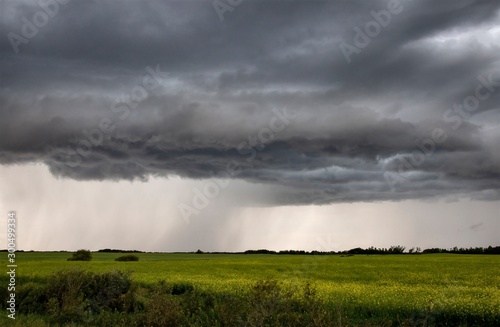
[1,0,499,204]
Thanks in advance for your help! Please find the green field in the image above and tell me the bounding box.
[1,252,499,326]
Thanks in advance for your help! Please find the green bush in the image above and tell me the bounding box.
[45,270,90,324]
[214,295,245,326]
[145,294,183,326]
[115,254,139,262]
[245,280,335,327]
[67,249,92,261]
[84,270,135,313]
[171,282,194,295]
[17,283,47,315]
[246,280,292,326]
[44,269,136,324]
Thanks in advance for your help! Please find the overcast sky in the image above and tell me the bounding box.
[0,0,499,251]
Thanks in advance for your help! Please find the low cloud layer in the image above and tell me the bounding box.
[1,0,499,205]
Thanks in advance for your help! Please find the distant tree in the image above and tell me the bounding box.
[196,249,204,254]
[423,248,443,253]
[366,246,379,254]
[347,247,364,255]
[98,249,143,253]
[67,249,92,261]
[484,246,500,254]
[389,245,405,254]
[244,249,277,254]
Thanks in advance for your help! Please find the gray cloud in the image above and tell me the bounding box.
[1,0,499,205]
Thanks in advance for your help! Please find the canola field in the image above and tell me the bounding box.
[1,252,499,326]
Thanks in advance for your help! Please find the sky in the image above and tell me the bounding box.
[0,0,499,252]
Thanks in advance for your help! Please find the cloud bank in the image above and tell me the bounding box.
[1,0,499,205]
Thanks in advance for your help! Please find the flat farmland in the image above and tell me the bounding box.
[1,252,499,326]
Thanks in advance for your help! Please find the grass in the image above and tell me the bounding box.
[1,252,499,326]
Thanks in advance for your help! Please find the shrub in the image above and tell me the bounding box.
[171,282,194,295]
[145,294,183,326]
[245,280,335,327]
[115,254,139,262]
[181,290,217,326]
[17,282,47,314]
[44,269,136,324]
[67,249,92,261]
[45,270,90,324]
[246,280,292,326]
[84,270,135,313]
[215,295,245,327]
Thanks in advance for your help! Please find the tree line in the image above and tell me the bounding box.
[238,245,500,255]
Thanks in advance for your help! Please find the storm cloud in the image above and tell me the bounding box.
[1,0,499,206]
